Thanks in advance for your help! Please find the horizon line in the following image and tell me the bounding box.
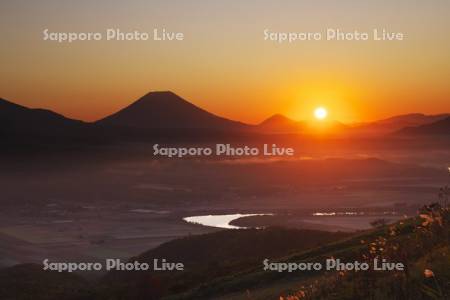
[1,92,449,125]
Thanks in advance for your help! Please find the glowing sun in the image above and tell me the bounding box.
[314,107,328,120]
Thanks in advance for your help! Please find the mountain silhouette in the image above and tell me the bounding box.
[257,114,349,134]
[352,113,449,133]
[0,98,85,137]
[398,116,450,135]
[95,91,251,130]
[257,114,305,133]
[2,93,449,141]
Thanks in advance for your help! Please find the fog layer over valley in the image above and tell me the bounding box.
[0,139,448,270]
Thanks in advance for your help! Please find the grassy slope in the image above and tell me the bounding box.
[0,263,92,300]
[162,230,379,299]
[164,206,450,300]
[98,228,350,299]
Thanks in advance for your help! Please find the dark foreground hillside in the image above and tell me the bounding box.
[99,228,350,299]
[0,205,449,300]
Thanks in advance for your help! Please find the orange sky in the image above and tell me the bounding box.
[1,1,449,124]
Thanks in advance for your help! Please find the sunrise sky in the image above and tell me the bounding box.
[1,0,449,124]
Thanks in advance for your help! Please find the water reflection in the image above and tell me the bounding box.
[183,213,271,229]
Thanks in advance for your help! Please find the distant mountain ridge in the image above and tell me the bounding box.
[351,113,450,133]
[1,92,449,139]
[257,114,305,133]
[398,116,450,135]
[257,113,348,134]
[0,98,85,137]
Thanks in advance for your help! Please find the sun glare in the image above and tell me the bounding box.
[314,107,328,120]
